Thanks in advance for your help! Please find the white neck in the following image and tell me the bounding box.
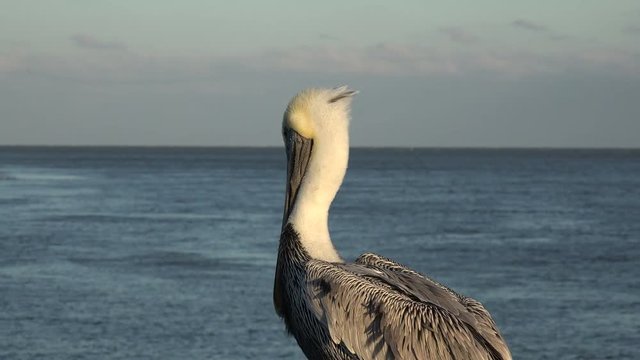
[288,123,349,263]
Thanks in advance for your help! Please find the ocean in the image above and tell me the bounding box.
[1,147,639,359]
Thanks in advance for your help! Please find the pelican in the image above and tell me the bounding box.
[274,86,512,359]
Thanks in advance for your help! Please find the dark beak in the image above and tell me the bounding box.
[282,128,313,230]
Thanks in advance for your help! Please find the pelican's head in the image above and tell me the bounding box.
[281,86,357,230]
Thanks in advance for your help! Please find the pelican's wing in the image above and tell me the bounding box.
[355,253,511,360]
[305,257,511,360]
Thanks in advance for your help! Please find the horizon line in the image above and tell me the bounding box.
[0,144,638,151]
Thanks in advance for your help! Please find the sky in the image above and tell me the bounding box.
[1,1,639,147]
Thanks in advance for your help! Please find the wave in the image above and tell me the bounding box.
[67,250,268,272]
[0,167,86,182]
[43,212,246,223]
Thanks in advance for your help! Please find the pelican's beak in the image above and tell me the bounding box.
[282,128,313,230]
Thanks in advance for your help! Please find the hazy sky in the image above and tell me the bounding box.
[1,1,639,147]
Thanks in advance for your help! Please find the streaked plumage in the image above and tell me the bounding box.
[274,87,511,359]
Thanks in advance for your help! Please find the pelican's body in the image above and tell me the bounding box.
[274,87,511,359]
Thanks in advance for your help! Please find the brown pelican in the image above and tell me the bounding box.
[274,86,512,360]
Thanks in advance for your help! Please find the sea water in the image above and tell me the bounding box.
[1,147,639,359]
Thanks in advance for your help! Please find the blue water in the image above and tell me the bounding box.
[1,147,639,359]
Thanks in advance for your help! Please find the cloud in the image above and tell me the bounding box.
[439,27,479,44]
[548,34,570,41]
[70,34,127,51]
[242,44,640,77]
[0,54,21,73]
[510,19,573,42]
[318,33,340,41]
[623,25,640,34]
[3,41,639,83]
[512,19,547,32]
[242,44,464,76]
